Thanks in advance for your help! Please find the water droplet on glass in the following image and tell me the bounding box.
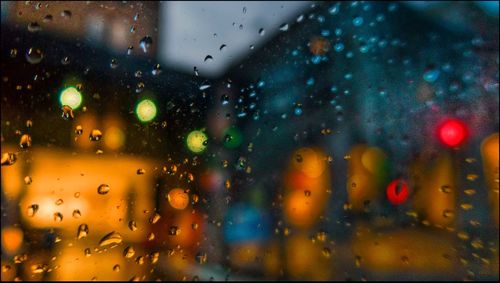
[54,212,63,222]
[72,209,81,218]
[149,212,161,224]
[199,83,211,90]
[128,220,137,231]
[136,168,145,175]
[19,134,32,149]
[123,246,135,258]
[279,23,289,31]
[99,231,123,247]
[133,13,139,21]
[89,129,103,141]
[439,185,452,193]
[61,56,70,65]
[61,10,72,19]
[10,48,18,58]
[55,198,64,206]
[110,58,118,69]
[24,176,33,185]
[322,247,331,258]
[97,184,110,195]
[353,16,364,26]
[295,154,303,163]
[26,47,44,64]
[27,22,41,33]
[77,224,89,239]
[304,190,311,197]
[258,28,265,36]
[113,264,120,272]
[423,69,440,83]
[27,204,39,217]
[1,153,17,166]
[75,125,83,135]
[135,82,145,93]
[139,36,153,53]
[194,66,199,76]
[204,55,213,62]
[220,44,227,51]
[43,14,53,23]
[442,209,455,218]
[61,105,74,120]
[195,252,207,264]
[152,64,162,76]
[169,226,179,236]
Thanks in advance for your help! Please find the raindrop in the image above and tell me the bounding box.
[27,22,41,33]
[279,23,289,31]
[242,6,247,14]
[304,190,311,197]
[195,252,207,264]
[139,36,153,53]
[169,226,179,236]
[249,45,255,50]
[135,82,145,93]
[355,255,362,267]
[221,94,229,105]
[77,224,89,239]
[128,220,137,231]
[322,247,331,258]
[54,212,63,222]
[61,105,74,120]
[43,14,53,23]
[126,45,133,56]
[136,168,145,175]
[204,55,213,62]
[423,69,440,83]
[89,129,103,141]
[152,64,162,75]
[296,14,304,22]
[10,48,18,58]
[61,56,70,65]
[19,134,32,149]
[442,209,455,218]
[113,264,120,272]
[72,209,81,218]
[123,246,135,258]
[26,47,44,64]
[75,125,83,135]
[194,66,199,76]
[109,58,119,69]
[133,13,139,21]
[27,204,39,217]
[99,231,123,247]
[220,44,227,51]
[1,153,17,166]
[149,212,161,224]
[199,83,211,90]
[61,10,72,19]
[55,199,64,205]
[258,28,265,36]
[24,176,33,185]
[97,184,110,195]
[353,16,364,26]
[130,25,136,33]
[150,251,160,264]
[439,185,452,193]
[295,154,303,163]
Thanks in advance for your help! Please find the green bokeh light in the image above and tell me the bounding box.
[59,87,82,109]
[223,126,242,149]
[136,99,157,122]
[186,130,208,153]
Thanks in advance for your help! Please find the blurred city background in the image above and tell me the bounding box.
[1,1,499,281]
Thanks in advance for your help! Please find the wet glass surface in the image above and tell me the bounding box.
[1,1,499,281]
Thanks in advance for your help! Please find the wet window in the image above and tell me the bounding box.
[1,1,499,281]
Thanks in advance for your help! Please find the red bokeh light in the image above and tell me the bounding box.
[386,179,409,205]
[437,118,468,147]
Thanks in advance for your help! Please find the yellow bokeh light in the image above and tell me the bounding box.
[136,99,157,122]
[186,130,207,153]
[1,227,23,254]
[60,87,83,109]
[167,188,189,210]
